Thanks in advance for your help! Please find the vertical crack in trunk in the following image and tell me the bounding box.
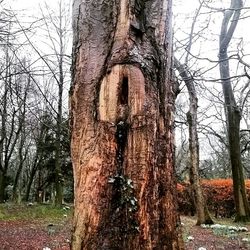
[115,121,128,175]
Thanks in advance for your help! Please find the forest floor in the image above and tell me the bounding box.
[182,216,250,250]
[0,203,72,250]
[0,204,249,249]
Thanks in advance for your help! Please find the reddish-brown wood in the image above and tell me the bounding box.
[70,0,184,249]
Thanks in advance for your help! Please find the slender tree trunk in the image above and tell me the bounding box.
[70,1,183,249]
[54,83,63,206]
[0,38,9,203]
[13,161,23,202]
[174,58,213,225]
[0,170,6,202]
[54,0,65,206]
[13,142,28,202]
[219,0,250,222]
[25,181,33,202]
[13,80,29,203]
[0,28,23,203]
[186,107,213,225]
[25,181,32,202]
[25,159,38,202]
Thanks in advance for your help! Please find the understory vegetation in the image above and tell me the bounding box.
[178,179,250,219]
[0,203,72,221]
[0,204,249,250]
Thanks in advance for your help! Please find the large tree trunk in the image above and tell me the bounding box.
[174,58,213,225]
[219,0,250,222]
[70,1,184,249]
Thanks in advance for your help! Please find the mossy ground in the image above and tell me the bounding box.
[182,216,250,250]
[0,205,249,250]
[0,203,72,221]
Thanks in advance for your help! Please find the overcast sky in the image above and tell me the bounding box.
[4,0,250,159]
[10,0,62,12]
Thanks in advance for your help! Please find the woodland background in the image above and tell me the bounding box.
[0,0,249,221]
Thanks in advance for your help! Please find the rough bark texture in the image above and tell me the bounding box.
[70,0,184,249]
[219,0,250,222]
[174,58,213,226]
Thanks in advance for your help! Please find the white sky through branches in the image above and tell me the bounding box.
[4,0,250,162]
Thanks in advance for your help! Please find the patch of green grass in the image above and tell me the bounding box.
[202,219,250,242]
[0,203,72,222]
[0,210,5,220]
[216,217,249,227]
[180,217,194,242]
[212,227,237,238]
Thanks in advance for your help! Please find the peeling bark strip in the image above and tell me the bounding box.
[70,0,184,249]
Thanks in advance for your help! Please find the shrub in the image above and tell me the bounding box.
[177,179,250,218]
[177,183,195,216]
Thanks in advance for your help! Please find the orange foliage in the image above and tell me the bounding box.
[177,179,250,218]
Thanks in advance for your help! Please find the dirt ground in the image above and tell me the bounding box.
[0,215,249,249]
[182,216,250,250]
[0,219,71,250]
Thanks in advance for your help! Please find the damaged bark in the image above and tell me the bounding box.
[70,0,184,249]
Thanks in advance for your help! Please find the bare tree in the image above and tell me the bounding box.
[173,0,213,225]
[39,0,71,206]
[12,63,31,202]
[15,0,72,205]
[0,29,23,202]
[174,0,250,220]
[218,0,250,221]
[174,57,213,225]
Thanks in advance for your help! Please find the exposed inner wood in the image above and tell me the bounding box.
[99,65,145,123]
[99,65,121,122]
[112,0,130,54]
[128,66,145,118]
